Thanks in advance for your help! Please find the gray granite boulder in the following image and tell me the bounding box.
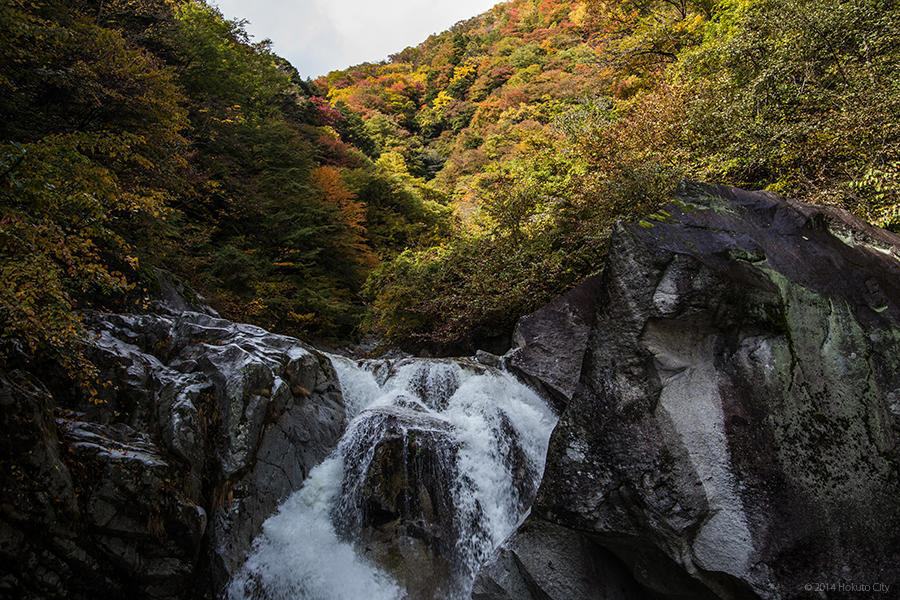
[478,183,900,599]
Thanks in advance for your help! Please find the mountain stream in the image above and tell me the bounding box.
[228,355,558,599]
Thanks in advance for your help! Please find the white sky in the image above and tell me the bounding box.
[213,0,502,79]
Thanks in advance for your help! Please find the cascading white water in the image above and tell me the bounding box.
[228,354,558,600]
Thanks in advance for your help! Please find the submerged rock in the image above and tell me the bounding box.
[1,310,345,599]
[478,183,900,599]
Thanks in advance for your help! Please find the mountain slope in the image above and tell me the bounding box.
[321,0,900,351]
[0,0,452,383]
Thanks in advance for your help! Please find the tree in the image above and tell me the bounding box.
[1,0,188,383]
[679,0,900,227]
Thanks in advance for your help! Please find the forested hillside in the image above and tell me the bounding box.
[323,0,900,350]
[2,0,898,380]
[0,0,450,384]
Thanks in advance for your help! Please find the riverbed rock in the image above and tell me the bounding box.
[479,182,900,599]
[342,408,459,600]
[0,309,346,599]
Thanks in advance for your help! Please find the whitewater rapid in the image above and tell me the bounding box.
[228,354,558,600]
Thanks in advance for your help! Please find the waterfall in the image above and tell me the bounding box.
[228,355,558,600]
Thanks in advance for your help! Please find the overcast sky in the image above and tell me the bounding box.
[213,0,501,79]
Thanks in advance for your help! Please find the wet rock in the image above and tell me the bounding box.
[482,183,900,599]
[0,371,203,600]
[58,412,205,594]
[474,349,504,369]
[339,409,459,600]
[1,307,346,599]
[0,371,78,598]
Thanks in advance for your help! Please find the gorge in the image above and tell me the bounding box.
[3,183,899,599]
[3,0,899,597]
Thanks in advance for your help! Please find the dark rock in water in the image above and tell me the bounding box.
[0,309,346,599]
[339,409,459,599]
[226,353,556,600]
[320,357,551,600]
[479,183,900,599]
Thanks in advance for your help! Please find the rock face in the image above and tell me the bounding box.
[505,274,604,410]
[340,407,459,600]
[477,183,900,599]
[5,182,900,600]
[0,308,345,599]
[472,519,645,600]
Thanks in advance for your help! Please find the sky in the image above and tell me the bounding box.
[213,0,502,79]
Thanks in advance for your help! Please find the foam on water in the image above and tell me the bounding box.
[227,455,403,600]
[228,355,558,600]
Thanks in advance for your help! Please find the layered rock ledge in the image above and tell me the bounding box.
[1,309,345,599]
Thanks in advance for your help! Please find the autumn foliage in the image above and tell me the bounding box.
[2,0,897,363]
[330,0,899,349]
[0,0,450,380]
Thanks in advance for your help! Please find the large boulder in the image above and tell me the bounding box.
[1,370,205,599]
[472,519,645,600]
[478,183,900,599]
[340,407,459,600]
[0,309,346,599]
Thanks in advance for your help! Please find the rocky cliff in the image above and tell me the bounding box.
[475,182,900,599]
[1,306,346,599]
[3,182,899,600]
